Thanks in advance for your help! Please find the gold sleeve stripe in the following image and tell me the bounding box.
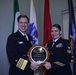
[21,60,28,70]
[16,58,28,70]
[54,61,65,67]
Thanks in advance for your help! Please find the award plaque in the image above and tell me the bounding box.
[28,45,50,64]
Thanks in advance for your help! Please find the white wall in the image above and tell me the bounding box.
[0,0,76,75]
[62,8,76,39]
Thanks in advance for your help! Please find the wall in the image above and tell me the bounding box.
[0,0,76,75]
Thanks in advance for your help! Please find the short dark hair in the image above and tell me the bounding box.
[52,24,61,31]
[17,15,29,23]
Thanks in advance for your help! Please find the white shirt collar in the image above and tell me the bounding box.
[19,30,29,41]
[53,37,60,42]
[19,30,26,36]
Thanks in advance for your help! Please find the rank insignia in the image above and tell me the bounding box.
[67,46,70,49]
[67,46,71,54]
[67,50,71,54]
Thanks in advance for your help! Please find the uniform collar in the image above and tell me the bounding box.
[19,30,27,36]
[53,37,61,42]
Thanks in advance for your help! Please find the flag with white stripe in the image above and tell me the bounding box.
[12,0,20,33]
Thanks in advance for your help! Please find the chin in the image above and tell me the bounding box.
[53,37,57,39]
[21,31,26,33]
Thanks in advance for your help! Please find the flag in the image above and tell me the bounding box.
[43,0,52,75]
[12,0,20,33]
[43,0,52,46]
[30,0,39,75]
[29,0,38,45]
[68,0,76,75]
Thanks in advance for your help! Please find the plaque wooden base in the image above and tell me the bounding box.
[28,44,50,64]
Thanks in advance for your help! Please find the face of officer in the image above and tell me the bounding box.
[18,17,29,33]
[51,26,62,40]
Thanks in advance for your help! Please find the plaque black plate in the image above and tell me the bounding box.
[28,45,50,64]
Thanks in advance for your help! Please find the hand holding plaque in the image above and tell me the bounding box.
[28,45,50,65]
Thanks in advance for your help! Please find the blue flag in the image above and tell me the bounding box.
[68,0,76,75]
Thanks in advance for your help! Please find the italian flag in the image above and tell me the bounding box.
[12,0,20,33]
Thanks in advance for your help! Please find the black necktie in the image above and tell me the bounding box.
[52,41,55,47]
[24,34,28,41]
